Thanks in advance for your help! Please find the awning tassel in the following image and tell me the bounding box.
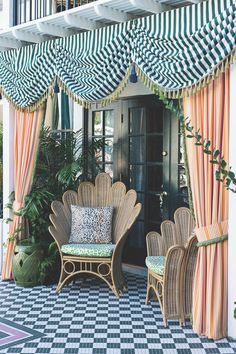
[130,62,138,83]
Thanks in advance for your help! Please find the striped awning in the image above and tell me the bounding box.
[0,0,235,109]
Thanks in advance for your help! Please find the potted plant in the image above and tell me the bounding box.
[12,190,54,287]
[11,128,103,287]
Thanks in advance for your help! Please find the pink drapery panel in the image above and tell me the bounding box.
[183,70,229,339]
[2,106,44,280]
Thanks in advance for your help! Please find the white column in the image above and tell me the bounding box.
[0,1,14,273]
[228,61,236,339]
[73,103,84,132]
[1,100,14,273]
[2,0,12,29]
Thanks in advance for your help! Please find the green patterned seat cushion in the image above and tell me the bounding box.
[145,256,166,275]
[61,243,115,258]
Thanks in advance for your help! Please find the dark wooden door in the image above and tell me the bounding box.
[120,97,172,265]
[87,95,188,266]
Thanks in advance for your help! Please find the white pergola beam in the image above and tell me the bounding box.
[37,22,76,38]
[64,13,103,31]
[129,0,171,13]
[12,28,46,43]
[94,4,133,22]
[0,36,22,49]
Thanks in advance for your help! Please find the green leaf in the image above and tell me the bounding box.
[228,171,235,180]
[203,150,212,155]
[213,150,220,159]
[215,171,221,180]
[209,160,219,164]
[221,160,227,169]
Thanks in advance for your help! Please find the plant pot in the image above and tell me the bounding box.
[12,240,44,287]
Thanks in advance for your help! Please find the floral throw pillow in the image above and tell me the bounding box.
[69,205,113,244]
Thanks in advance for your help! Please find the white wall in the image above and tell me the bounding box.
[228,62,236,339]
[1,0,11,30]
[120,81,152,98]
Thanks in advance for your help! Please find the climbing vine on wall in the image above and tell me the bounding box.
[155,88,236,193]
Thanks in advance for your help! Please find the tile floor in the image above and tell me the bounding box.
[0,274,235,354]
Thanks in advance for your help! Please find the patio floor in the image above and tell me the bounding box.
[0,273,235,354]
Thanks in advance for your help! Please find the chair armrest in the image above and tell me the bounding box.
[146,231,165,256]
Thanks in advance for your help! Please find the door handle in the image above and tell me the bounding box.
[155,191,168,197]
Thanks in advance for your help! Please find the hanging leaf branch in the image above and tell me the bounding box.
[155,88,236,193]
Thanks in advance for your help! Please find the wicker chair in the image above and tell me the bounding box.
[49,173,141,297]
[145,207,197,326]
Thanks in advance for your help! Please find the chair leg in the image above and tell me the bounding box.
[56,262,67,293]
[145,286,150,305]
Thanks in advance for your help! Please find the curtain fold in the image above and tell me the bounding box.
[1,106,45,280]
[183,69,229,339]
[61,91,70,130]
[44,94,59,130]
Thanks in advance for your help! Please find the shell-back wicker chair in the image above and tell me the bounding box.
[49,173,141,297]
[145,230,185,326]
[145,207,197,326]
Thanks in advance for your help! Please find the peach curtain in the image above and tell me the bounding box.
[2,106,45,280]
[183,70,229,339]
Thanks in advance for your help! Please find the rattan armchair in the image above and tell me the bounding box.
[145,229,185,326]
[49,173,141,297]
[174,208,198,322]
[145,207,197,326]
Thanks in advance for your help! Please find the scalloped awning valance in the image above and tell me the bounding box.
[0,0,235,110]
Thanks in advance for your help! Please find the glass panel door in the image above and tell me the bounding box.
[121,97,171,266]
[89,104,118,179]
[86,97,185,267]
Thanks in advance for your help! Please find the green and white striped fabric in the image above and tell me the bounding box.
[0,0,235,109]
[0,41,56,108]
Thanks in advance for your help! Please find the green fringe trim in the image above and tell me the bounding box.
[0,79,54,113]
[197,234,228,247]
[100,64,133,107]
[136,48,236,99]
[0,48,235,111]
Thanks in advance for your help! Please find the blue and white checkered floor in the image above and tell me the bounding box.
[0,273,235,354]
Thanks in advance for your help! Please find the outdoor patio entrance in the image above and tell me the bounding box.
[86,95,189,266]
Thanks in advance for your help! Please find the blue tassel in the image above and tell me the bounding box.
[130,62,138,83]
[54,82,60,93]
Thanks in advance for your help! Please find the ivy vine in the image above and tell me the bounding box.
[155,88,236,193]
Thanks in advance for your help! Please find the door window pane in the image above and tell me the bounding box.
[179,165,187,189]
[179,134,185,164]
[127,221,145,248]
[105,164,113,178]
[137,192,144,219]
[147,136,163,162]
[129,107,145,134]
[147,165,163,191]
[129,136,145,163]
[129,165,145,191]
[105,138,113,162]
[147,107,163,134]
[146,194,162,221]
[93,111,103,136]
[94,144,103,162]
[105,111,114,136]
[146,222,161,234]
